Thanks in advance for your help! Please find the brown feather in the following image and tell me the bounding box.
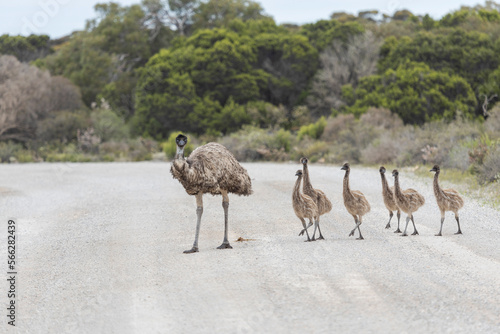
[392,170,425,215]
[292,171,319,221]
[433,166,464,214]
[171,142,252,196]
[301,158,333,215]
[342,165,371,217]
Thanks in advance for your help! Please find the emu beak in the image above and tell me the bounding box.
[295,172,300,176]
[341,166,346,170]
[430,168,437,172]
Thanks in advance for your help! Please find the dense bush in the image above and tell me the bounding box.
[478,146,500,184]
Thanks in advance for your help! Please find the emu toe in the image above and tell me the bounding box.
[394,229,402,233]
[412,231,419,235]
[455,231,463,235]
[401,233,408,237]
[435,233,442,236]
[385,223,391,229]
[356,237,364,240]
[217,243,233,249]
[183,247,199,254]
[317,235,325,240]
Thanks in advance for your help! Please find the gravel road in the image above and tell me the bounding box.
[1,162,499,333]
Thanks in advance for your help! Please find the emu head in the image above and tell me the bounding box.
[341,162,350,171]
[392,169,399,177]
[295,170,303,177]
[379,166,386,174]
[176,134,188,148]
[300,157,308,165]
[430,165,440,173]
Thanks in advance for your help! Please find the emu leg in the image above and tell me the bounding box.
[316,218,325,240]
[349,215,361,238]
[394,211,402,233]
[385,211,393,229]
[300,218,312,241]
[455,214,462,235]
[401,216,410,236]
[312,216,324,240]
[217,191,232,249]
[312,219,318,241]
[356,217,364,240]
[184,194,203,254]
[436,212,445,236]
[410,215,419,235]
[299,221,313,236]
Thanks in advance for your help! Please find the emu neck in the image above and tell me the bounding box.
[380,173,390,194]
[293,176,303,201]
[343,170,353,199]
[433,171,443,197]
[175,146,185,160]
[393,174,402,198]
[302,164,313,192]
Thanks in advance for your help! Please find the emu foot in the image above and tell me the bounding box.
[455,230,463,235]
[401,233,408,237]
[183,247,199,254]
[356,236,364,240]
[317,235,325,240]
[349,230,356,237]
[304,239,313,242]
[394,229,402,233]
[435,232,442,236]
[217,243,233,249]
[411,231,419,236]
[385,223,391,229]
[298,230,305,236]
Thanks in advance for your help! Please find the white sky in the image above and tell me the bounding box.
[0,0,489,38]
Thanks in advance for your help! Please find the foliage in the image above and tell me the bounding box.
[478,145,500,184]
[133,21,317,136]
[378,29,499,92]
[300,19,364,50]
[307,31,382,117]
[91,108,130,142]
[192,0,268,30]
[342,62,477,124]
[0,34,52,62]
[36,110,89,144]
[0,55,83,142]
[298,116,326,140]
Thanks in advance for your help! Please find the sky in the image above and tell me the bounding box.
[0,0,489,38]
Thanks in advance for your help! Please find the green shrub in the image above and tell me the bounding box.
[91,109,129,142]
[36,110,89,144]
[298,116,327,140]
[0,142,22,163]
[14,150,35,163]
[478,146,500,184]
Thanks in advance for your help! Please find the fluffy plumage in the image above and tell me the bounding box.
[430,165,464,236]
[292,170,319,242]
[341,163,370,240]
[392,169,425,236]
[171,135,252,253]
[299,157,332,240]
[379,166,401,232]
[171,142,252,196]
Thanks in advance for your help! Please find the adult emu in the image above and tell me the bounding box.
[171,134,252,253]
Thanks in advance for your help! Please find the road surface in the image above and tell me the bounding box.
[1,162,499,333]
